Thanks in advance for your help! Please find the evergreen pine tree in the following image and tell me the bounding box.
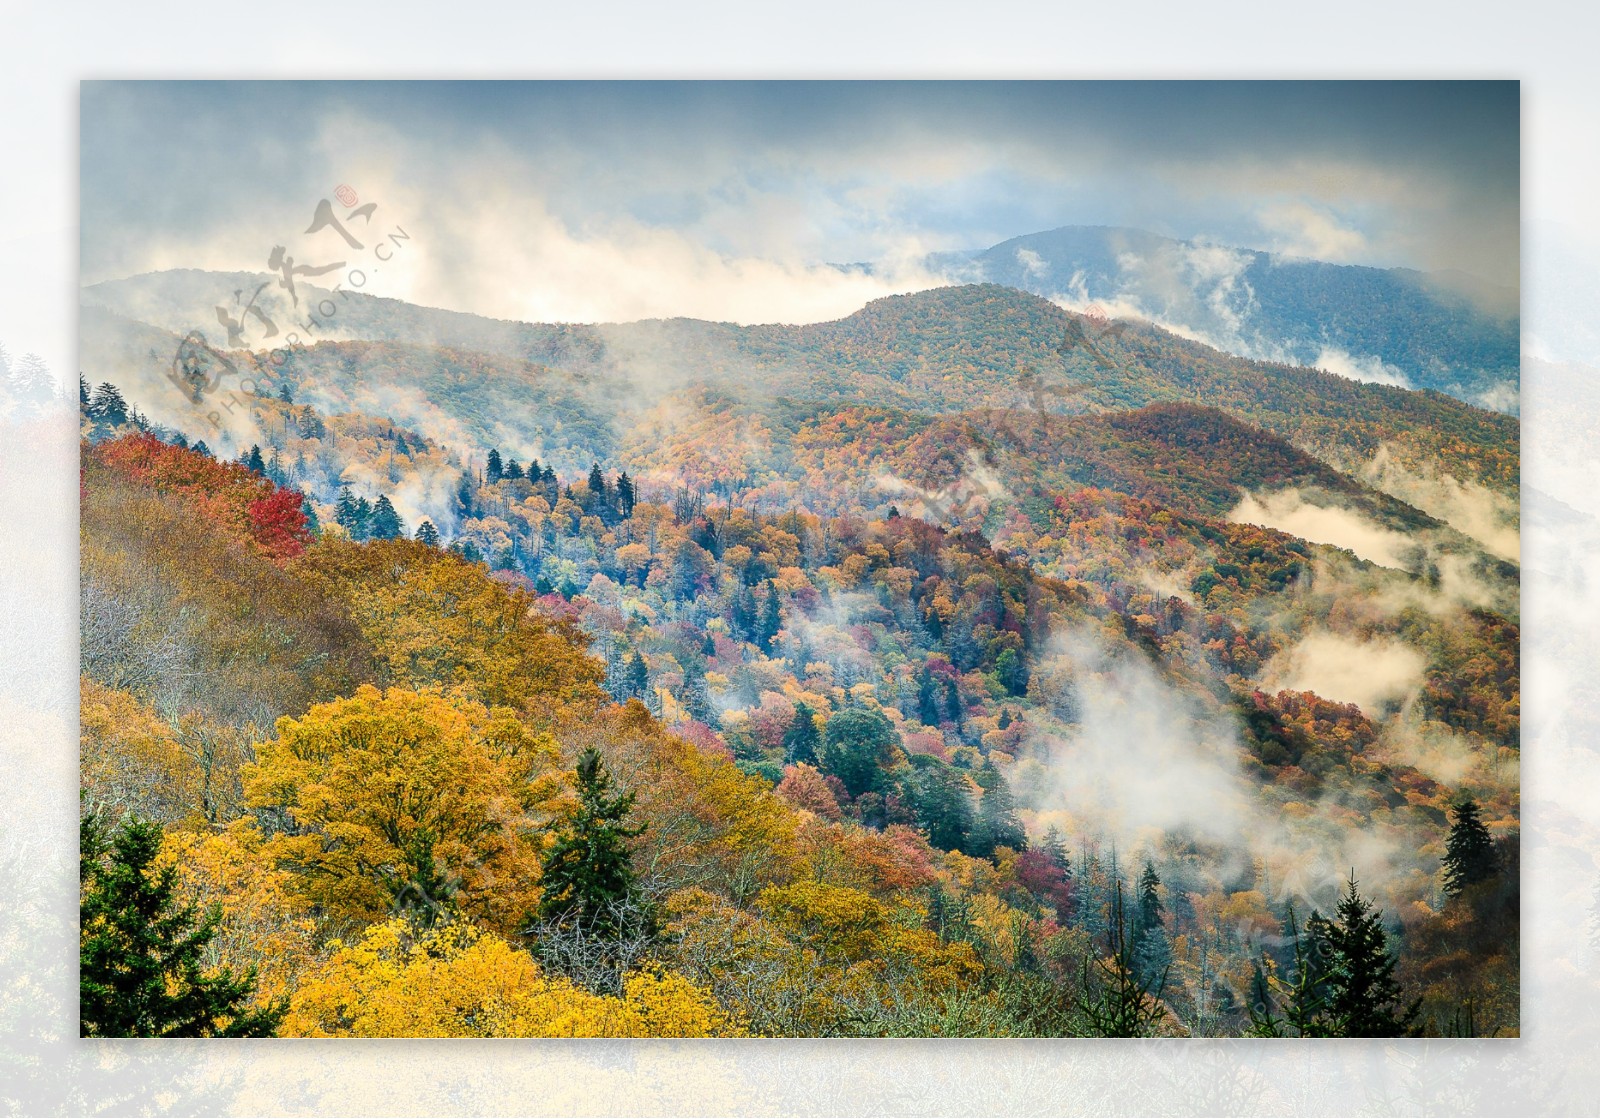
[1079,879,1169,1037]
[369,495,404,540]
[1135,861,1164,934]
[1247,903,1337,1038]
[485,449,504,483]
[616,472,636,518]
[626,651,649,701]
[972,760,1026,857]
[352,496,373,538]
[191,440,211,459]
[733,583,759,643]
[80,811,283,1037]
[944,677,964,729]
[535,749,647,940]
[244,445,265,475]
[1041,826,1070,873]
[1077,849,1111,943]
[1132,860,1171,984]
[910,763,975,853]
[276,383,293,403]
[334,486,360,537]
[681,661,717,726]
[1441,798,1500,896]
[917,668,942,727]
[8,354,56,412]
[88,382,129,430]
[1324,872,1422,1037]
[757,580,782,652]
[783,701,821,765]
[415,519,440,548]
[455,473,478,520]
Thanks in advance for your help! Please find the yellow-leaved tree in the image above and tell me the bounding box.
[157,820,324,1011]
[293,538,605,722]
[80,677,200,826]
[560,702,802,903]
[242,685,565,935]
[284,917,742,1038]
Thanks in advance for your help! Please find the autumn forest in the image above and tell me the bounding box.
[72,260,1522,1041]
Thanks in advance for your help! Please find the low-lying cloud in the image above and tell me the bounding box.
[1313,346,1411,388]
[1257,630,1427,715]
[1358,445,1521,563]
[1228,488,1413,568]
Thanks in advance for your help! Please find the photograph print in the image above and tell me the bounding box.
[76,80,1519,1038]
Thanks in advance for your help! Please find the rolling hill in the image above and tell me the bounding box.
[927,225,1519,409]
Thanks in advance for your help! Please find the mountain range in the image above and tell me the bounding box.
[925,225,1519,409]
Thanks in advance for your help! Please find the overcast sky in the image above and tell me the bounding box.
[80,80,1519,324]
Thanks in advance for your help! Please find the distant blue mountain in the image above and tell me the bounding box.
[924,225,1519,410]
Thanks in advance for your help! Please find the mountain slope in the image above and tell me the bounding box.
[81,277,1518,502]
[928,225,1519,408]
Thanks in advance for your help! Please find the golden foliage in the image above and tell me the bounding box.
[79,677,200,826]
[243,685,564,934]
[158,821,323,1010]
[663,881,981,1037]
[284,917,741,1038]
[560,702,802,901]
[293,537,605,722]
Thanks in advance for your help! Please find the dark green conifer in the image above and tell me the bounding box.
[626,651,649,701]
[783,701,821,765]
[80,811,283,1037]
[369,494,404,540]
[1325,872,1422,1037]
[535,749,646,941]
[1442,798,1500,896]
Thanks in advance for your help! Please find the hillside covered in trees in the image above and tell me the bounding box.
[927,225,1520,409]
[76,278,1519,1038]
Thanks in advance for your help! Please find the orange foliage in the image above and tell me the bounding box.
[93,433,310,560]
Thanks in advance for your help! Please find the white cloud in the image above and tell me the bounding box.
[1313,346,1411,388]
[1358,446,1521,564]
[1015,247,1049,277]
[1256,200,1370,262]
[1258,631,1427,715]
[1229,488,1413,568]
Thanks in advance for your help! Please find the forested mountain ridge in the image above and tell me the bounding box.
[82,278,1518,499]
[926,225,1519,408]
